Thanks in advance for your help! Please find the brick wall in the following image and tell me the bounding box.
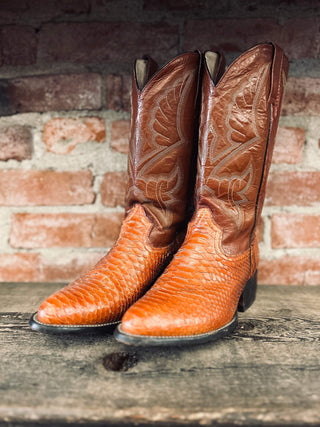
[0,0,319,285]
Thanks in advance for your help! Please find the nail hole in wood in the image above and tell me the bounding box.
[103,352,138,372]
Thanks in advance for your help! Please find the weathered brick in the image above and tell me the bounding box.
[0,170,95,206]
[259,256,320,285]
[281,77,320,116]
[0,0,29,19]
[0,125,33,161]
[271,214,320,248]
[265,172,320,206]
[0,251,102,283]
[0,253,41,282]
[184,18,319,59]
[0,80,13,116]
[144,0,206,10]
[10,212,123,249]
[8,74,101,113]
[43,117,106,154]
[145,0,320,12]
[110,119,130,154]
[0,0,90,25]
[40,252,103,282]
[106,74,131,112]
[272,127,305,164]
[38,22,179,65]
[256,217,264,243]
[1,25,37,66]
[101,171,128,207]
[54,0,91,15]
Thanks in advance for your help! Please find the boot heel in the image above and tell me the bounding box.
[238,270,257,312]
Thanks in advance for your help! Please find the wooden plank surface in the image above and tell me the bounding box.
[0,283,319,426]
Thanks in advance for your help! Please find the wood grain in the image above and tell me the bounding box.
[0,283,319,426]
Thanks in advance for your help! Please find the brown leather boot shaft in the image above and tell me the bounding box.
[196,43,289,255]
[125,52,202,247]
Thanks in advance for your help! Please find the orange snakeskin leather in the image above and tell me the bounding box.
[121,43,288,338]
[35,52,202,327]
[121,207,258,336]
[37,205,172,325]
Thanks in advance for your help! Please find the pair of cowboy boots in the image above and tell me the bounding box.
[30,42,288,346]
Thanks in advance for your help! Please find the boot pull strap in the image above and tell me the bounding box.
[268,43,289,105]
[134,56,158,91]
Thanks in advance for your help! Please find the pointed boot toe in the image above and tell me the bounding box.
[30,281,120,333]
[120,310,147,336]
[115,266,239,347]
[36,288,89,325]
[119,297,179,337]
[115,295,238,347]
[115,294,181,344]
[37,297,63,325]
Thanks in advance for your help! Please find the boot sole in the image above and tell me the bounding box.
[114,315,238,347]
[29,312,119,334]
[114,271,257,347]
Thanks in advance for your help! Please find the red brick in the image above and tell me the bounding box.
[281,77,320,116]
[0,253,41,282]
[106,74,131,112]
[40,252,103,282]
[101,172,128,207]
[0,125,32,161]
[143,0,319,11]
[0,252,102,283]
[8,74,101,113]
[53,0,90,15]
[256,217,264,243]
[144,0,206,9]
[0,170,95,206]
[1,25,37,66]
[0,81,12,115]
[259,256,320,285]
[184,18,319,59]
[10,212,123,249]
[0,0,90,25]
[265,172,320,206]
[272,127,305,164]
[145,0,320,12]
[110,119,130,154]
[271,214,320,248]
[38,22,179,65]
[43,117,106,154]
[0,0,29,17]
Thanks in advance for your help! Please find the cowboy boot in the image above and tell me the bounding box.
[29,51,207,333]
[115,43,289,346]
